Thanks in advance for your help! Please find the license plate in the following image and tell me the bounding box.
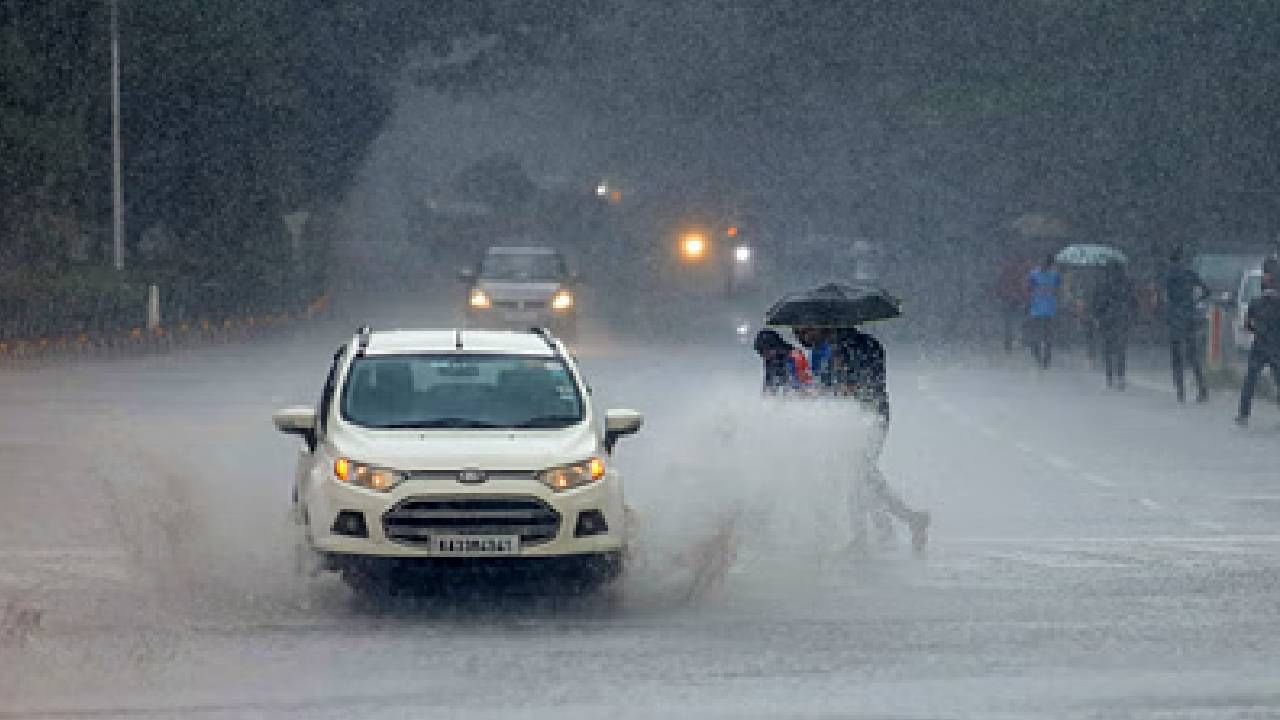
[430,534,519,556]
[503,310,538,322]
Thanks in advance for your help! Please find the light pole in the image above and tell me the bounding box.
[110,0,125,271]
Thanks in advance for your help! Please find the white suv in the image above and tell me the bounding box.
[272,327,642,594]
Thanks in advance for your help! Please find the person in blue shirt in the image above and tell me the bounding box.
[1026,253,1062,369]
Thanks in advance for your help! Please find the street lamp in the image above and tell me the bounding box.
[680,232,708,261]
[110,0,125,271]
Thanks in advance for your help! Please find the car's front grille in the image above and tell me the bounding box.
[383,496,561,546]
[493,300,547,311]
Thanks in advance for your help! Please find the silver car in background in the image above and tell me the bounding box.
[461,246,580,338]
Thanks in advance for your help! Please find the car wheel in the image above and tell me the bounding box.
[563,551,623,595]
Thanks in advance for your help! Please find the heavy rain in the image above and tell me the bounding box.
[2,2,1280,718]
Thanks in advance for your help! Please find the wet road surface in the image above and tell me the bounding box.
[1,294,1278,719]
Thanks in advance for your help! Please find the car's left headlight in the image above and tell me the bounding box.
[537,457,605,492]
[551,289,574,311]
[334,457,405,493]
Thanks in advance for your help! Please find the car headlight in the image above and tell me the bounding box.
[469,289,491,309]
[537,457,605,492]
[334,457,404,492]
[551,289,574,311]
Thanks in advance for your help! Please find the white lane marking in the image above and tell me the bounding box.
[983,551,1137,569]
[1228,495,1280,503]
[1137,498,1164,512]
[975,424,1000,440]
[951,534,1280,545]
[1084,473,1116,489]
[1126,375,1170,394]
[1192,520,1227,533]
[1044,454,1073,471]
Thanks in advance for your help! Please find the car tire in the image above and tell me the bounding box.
[562,551,623,595]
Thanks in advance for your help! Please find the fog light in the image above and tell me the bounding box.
[574,509,609,538]
[331,510,369,538]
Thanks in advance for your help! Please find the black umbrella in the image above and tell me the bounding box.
[765,282,902,327]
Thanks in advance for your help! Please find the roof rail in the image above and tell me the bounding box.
[528,326,560,355]
[354,325,372,356]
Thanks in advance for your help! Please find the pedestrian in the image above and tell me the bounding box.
[1026,252,1062,369]
[1090,259,1136,389]
[995,256,1032,353]
[1164,248,1210,403]
[794,325,930,554]
[751,328,810,393]
[1235,257,1280,426]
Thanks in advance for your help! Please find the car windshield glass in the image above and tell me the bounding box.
[340,354,584,430]
[479,252,565,281]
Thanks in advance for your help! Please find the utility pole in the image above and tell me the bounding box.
[110,0,125,271]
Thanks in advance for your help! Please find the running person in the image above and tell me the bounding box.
[795,326,931,554]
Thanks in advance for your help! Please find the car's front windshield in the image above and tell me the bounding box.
[479,252,565,281]
[340,354,584,430]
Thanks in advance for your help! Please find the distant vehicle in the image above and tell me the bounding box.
[271,326,643,596]
[1192,251,1268,300]
[1233,266,1264,353]
[461,246,579,339]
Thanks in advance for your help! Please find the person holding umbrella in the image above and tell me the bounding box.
[766,283,930,555]
[1090,258,1137,390]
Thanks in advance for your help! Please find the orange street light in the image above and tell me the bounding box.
[726,225,739,238]
[680,232,708,261]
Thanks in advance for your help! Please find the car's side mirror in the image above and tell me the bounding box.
[458,268,477,283]
[603,409,643,453]
[273,406,318,450]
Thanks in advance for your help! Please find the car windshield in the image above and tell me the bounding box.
[340,354,584,429]
[479,252,565,281]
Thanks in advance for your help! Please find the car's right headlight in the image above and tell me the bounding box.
[334,457,404,492]
[537,457,605,492]
[469,289,491,309]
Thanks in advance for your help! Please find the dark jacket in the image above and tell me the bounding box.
[834,329,890,420]
[1091,268,1136,334]
[1164,268,1208,335]
[1246,289,1280,358]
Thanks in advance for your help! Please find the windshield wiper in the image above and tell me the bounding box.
[377,418,504,429]
[512,415,583,428]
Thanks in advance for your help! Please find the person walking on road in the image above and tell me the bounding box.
[995,255,1033,354]
[1164,248,1210,403]
[1090,259,1136,390]
[794,326,931,555]
[1236,258,1280,426]
[1026,253,1062,369]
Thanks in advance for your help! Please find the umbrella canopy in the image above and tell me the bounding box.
[765,282,902,327]
[1055,243,1127,266]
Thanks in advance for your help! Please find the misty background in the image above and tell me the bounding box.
[6,1,1280,342]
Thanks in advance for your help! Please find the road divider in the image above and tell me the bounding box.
[0,294,330,369]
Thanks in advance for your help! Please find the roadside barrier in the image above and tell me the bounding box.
[0,294,330,369]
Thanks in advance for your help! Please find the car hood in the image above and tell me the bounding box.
[333,421,599,471]
[478,280,561,301]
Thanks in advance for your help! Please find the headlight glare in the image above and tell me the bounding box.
[469,289,491,309]
[334,457,403,492]
[551,290,574,311]
[538,457,605,492]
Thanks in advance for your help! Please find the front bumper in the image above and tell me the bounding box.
[303,474,625,559]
